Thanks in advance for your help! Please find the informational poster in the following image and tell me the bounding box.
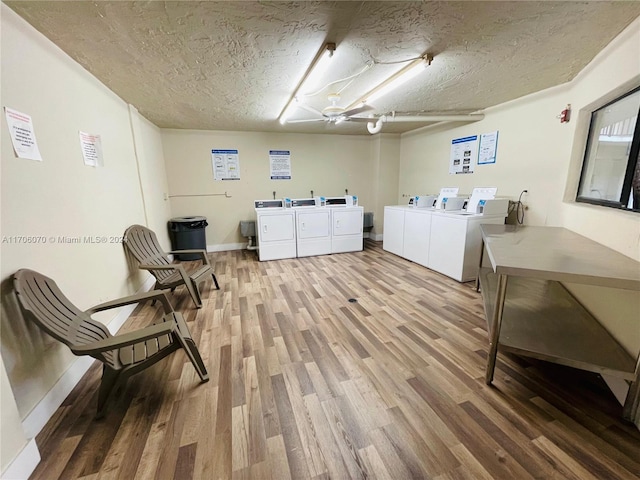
[478,131,499,165]
[269,150,291,179]
[4,107,43,161]
[79,131,103,167]
[211,149,240,180]
[449,135,478,174]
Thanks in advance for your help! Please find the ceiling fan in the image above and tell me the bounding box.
[286,93,375,124]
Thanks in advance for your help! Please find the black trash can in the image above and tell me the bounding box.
[168,216,208,260]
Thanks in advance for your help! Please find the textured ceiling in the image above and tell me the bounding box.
[6,1,640,135]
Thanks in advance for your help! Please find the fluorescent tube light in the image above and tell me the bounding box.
[279,42,336,124]
[347,53,432,110]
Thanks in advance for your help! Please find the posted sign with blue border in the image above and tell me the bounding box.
[269,150,291,179]
[211,149,240,180]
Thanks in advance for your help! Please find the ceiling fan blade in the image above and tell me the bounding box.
[298,103,325,117]
[286,118,327,124]
[342,104,375,118]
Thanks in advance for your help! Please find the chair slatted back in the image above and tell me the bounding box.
[123,225,173,282]
[13,269,117,366]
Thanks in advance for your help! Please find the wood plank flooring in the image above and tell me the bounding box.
[30,240,640,479]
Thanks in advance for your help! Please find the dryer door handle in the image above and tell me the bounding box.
[301,222,305,231]
[263,224,268,233]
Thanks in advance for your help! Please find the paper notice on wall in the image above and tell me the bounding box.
[449,135,478,174]
[4,107,43,161]
[79,131,103,167]
[478,131,498,165]
[211,149,240,180]
[269,150,291,179]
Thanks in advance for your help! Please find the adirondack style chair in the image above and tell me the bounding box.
[13,269,209,418]
[123,224,220,308]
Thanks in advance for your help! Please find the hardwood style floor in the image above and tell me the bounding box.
[30,241,640,479]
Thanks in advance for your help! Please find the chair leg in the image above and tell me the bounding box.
[211,273,220,290]
[173,332,209,382]
[97,366,122,419]
[186,278,203,308]
[151,282,161,305]
[184,338,210,382]
[178,276,201,308]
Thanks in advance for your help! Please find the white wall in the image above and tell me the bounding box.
[398,18,640,360]
[1,5,171,474]
[161,129,376,248]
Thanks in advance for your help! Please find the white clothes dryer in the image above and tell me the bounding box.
[292,198,331,257]
[254,199,296,261]
[326,196,364,254]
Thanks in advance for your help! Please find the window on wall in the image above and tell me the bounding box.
[577,87,640,211]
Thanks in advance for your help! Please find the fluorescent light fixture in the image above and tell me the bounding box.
[347,53,432,110]
[279,42,336,124]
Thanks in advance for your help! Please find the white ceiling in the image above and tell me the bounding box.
[6,1,640,135]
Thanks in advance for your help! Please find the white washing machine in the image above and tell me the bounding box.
[292,198,331,257]
[326,195,364,253]
[254,199,296,261]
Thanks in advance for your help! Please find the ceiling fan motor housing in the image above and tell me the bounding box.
[323,105,345,117]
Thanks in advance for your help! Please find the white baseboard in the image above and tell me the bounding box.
[207,239,384,252]
[21,356,94,439]
[207,242,245,252]
[1,438,40,480]
[21,274,156,439]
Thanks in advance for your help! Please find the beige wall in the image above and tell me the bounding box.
[1,5,170,472]
[397,18,640,361]
[399,85,569,226]
[130,106,173,249]
[0,355,26,473]
[2,3,639,472]
[555,17,640,368]
[370,134,401,237]
[161,129,376,247]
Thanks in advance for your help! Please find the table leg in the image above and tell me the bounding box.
[485,273,508,385]
[476,239,485,292]
[622,354,640,421]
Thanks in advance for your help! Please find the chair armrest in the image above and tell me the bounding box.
[168,249,210,266]
[84,290,173,315]
[71,322,175,354]
[139,264,179,271]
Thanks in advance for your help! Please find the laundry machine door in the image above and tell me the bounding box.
[332,209,362,236]
[297,211,330,239]
[258,213,295,242]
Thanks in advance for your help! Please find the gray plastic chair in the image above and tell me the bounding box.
[13,269,209,418]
